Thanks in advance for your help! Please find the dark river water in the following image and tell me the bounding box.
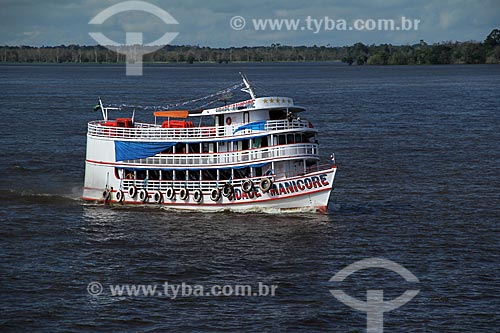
[0,63,499,332]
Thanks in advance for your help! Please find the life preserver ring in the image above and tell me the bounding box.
[128,185,137,198]
[166,187,175,200]
[116,190,124,202]
[193,189,203,203]
[153,190,163,204]
[210,188,221,201]
[226,117,232,125]
[222,184,234,197]
[242,179,253,193]
[102,189,111,200]
[260,178,273,193]
[179,187,189,200]
[138,189,148,203]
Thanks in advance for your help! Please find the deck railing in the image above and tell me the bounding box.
[125,143,318,167]
[121,177,260,192]
[87,119,313,141]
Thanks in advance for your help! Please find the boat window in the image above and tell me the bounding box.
[217,115,224,127]
[189,144,200,153]
[202,169,217,181]
[253,137,261,149]
[295,133,304,143]
[149,170,160,180]
[188,171,199,181]
[174,143,186,154]
[136,170,147,180]
[243,111,250,123]
[269,109,286,120]
[161,170,173,180]
[311,134,318,144]
[305,132,315,143]
[219,169,231,180]
[234,167,251,179]
[176,170,186,181]
[278,135,286,145]
[242,140,249,150]
[261,136,268,147]
[121,169,135,180]
[306,160,317,168]
[287,134,295,144]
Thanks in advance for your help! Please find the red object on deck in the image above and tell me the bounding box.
[102,118,133,128]
[162,120,194,128]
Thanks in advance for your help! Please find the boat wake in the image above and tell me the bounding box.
[159,205,318,215]
[0,188,83,205]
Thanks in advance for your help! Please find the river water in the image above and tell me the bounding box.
[0,63,499,332]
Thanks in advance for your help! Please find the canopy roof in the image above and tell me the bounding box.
[153,110,189,118]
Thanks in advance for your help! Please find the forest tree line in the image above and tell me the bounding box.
[1,29,498,65]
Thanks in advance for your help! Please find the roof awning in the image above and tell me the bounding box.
[153,110,189,118]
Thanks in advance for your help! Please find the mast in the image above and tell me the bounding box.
[240,72,256,99]
[98,97,120,121]
[98,97,106,121]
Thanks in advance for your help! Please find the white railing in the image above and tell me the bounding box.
[125,143,318,167]
[87,119,313,141]
[121,177,261,192]
[265,119,312,131]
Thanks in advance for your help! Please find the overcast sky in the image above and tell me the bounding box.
[0,0,498,47]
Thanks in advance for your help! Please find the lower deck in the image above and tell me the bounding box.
[82,166,337,213]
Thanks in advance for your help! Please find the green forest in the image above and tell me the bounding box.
[1,29,498,65]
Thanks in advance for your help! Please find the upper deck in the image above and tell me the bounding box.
[89,76,316,144]
[87,118,316,142]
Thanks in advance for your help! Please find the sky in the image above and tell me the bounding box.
[0,0,498,47]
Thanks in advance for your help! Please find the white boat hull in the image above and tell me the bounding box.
[83,167,336,213]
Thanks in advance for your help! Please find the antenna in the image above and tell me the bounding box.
[239,72,256,99]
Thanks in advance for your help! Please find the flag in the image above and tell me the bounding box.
[93,104,101,111]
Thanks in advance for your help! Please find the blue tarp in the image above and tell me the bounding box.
[233,121,267,134]
[115,141,177,161]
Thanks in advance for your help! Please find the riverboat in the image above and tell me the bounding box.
[82,74,337,213]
